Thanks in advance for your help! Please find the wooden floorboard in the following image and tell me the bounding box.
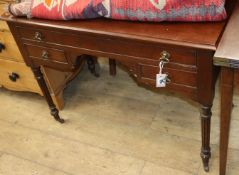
[0,58,238,175]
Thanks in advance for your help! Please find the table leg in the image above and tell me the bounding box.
[109,58,116,76]
[85,55,100,77]
[200,105,212,172]
[32,67,65,123]
[220,67,234,175]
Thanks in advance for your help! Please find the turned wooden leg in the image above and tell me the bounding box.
[109,58,116,76]
[200,105,212,172]
[32,67,65,123]
[220,67,234,175]
[85,55,100,77]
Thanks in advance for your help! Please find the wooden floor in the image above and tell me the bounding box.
[0,58,239,175]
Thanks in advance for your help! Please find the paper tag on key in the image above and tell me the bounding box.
[156,73,167,87]
[156,60,168,88]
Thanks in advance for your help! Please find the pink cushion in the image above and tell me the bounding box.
[30,0,104,20]
[9,0,227,22]
[109,0,227,22]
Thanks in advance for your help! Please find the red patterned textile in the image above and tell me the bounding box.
[30,0,104,20]
[109,0,227,21]
[10,0,227,22]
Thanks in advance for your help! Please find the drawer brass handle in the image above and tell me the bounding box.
[34,32,43,41]
[0,42,5,53]
[9,72,20,82]
[41,50,49,60]
[160,51,170,63]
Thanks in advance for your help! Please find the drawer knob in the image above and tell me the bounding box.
[0,43,5,53]
[41,50,49,60]
[9,72,20,82]
[34,32,43,41]
[160,51,170,63]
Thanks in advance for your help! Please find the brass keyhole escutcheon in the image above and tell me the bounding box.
[34,32,43,41]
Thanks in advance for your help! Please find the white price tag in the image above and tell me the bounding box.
[156,60,168,88]
[156,73,167,87]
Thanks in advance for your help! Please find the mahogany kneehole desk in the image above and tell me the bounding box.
[0,12,229,172]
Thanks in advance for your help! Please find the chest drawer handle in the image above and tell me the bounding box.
[9,72,20,82]
[160,51,170,63]
[42,50,49,60]
[0,43,5,53]
[34,32,43,41]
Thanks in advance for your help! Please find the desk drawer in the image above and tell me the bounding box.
[24,44,68,64]
[0,59,41,93]
[138,64,197,87]
[18,27,53,43]
[17,26,197,66]
[136,63,197,98]
[0,30,24,62]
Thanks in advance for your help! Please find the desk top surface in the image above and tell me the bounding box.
[1,9,226,50]
[214,1,239,68]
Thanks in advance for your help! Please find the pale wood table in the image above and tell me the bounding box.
[214,1,239,175]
